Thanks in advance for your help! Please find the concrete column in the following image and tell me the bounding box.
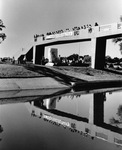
[95,37,107,69]
[35,45,45,64]
[89,93,105,125]
[93,93,104,125]
[45,98,56,109]
[91,38,97,68]
[33,45,36,64]
[48,48,52,63]
[89,95,94,124]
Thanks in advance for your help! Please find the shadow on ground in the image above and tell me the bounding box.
[25,64,86,86]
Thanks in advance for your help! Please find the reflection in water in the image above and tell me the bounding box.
[1,88,122,149]
[26,91,122,147]
[0,125,3,142]
[45,97,57,109]
[110,105,122,127]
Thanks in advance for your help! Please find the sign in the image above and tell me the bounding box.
[43,114,70,127]
[45,31,73,40]
[100,24,111,32]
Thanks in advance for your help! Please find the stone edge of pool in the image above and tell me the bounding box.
[0,77,69,91]
[0,77,122,91]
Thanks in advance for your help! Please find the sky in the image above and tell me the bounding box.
[0,0,122,59]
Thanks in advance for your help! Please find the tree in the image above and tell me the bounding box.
[112,37,122,53]
[109,105,122,127]
[0,19,6,44]
[105,55,113,63]
[112,16,122,53]
[67,54,79,61]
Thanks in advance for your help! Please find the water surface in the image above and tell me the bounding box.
[0,88,122,150]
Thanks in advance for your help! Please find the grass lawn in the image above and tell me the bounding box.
[0,63,122,81]
[0,64,42,78]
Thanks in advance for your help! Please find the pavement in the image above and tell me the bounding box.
[0,75,71,99]
[0,77,69,91]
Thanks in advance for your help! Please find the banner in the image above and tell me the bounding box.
[100,24,111,32]
[45,31,73,40]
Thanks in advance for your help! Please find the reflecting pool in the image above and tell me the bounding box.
[0,88,122,150]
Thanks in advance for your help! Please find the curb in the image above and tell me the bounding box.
[73,80,122,90]
[0,77,69,91]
